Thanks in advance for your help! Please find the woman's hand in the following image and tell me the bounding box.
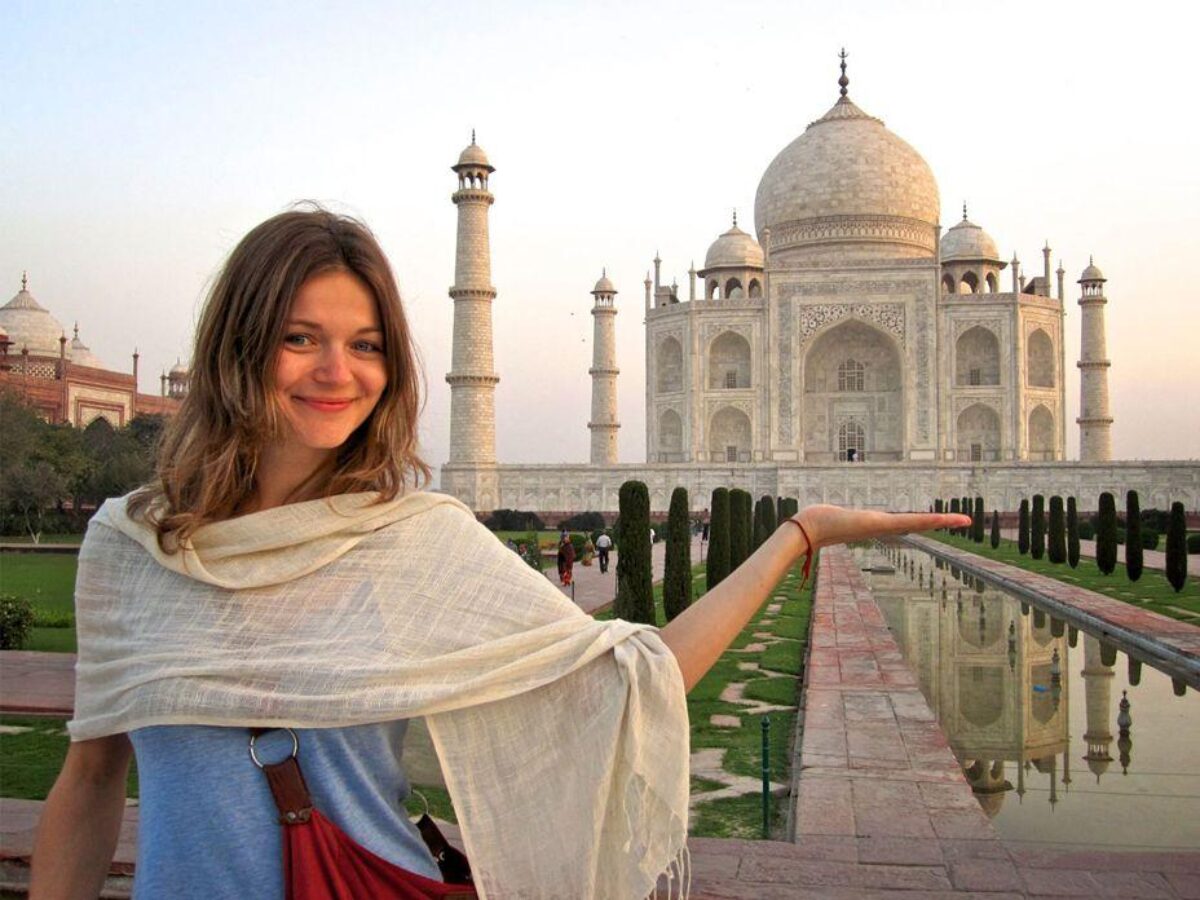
[795,505,971,553]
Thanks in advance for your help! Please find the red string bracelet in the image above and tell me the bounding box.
[782,517,815,589]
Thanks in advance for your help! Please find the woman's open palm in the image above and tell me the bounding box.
[796,505,971,550]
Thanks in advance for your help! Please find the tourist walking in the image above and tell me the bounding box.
[30,207,968,900]
[556,532,576,586]
[595,531,613,573]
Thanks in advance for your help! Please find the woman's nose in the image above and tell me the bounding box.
[314,347,352,382]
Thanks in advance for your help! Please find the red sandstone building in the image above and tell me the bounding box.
[0,274,186,425]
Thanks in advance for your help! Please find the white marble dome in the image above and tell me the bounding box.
[1080,258,1105,282]
[753,94,940,259]
[592,271,616,294]
[454,139,493,171]
[703,222,764,270]
[0,277,69,356]
[69,327,106,369]
[941,214,1002,263]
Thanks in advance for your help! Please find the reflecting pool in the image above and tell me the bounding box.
[861,542,1200,852]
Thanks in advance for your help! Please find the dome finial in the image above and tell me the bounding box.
[20,271,28,291]
[732,209,738,227]
[838,48,849,98]
[471,128,476,145]
[73,322,79,339]
[963,202,968,221]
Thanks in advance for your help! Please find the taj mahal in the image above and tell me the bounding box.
[439,57,1199,517]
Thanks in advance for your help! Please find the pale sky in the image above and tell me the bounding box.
[4,0,1198,475]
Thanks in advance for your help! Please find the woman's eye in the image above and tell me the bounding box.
[353,340,384,354]
[283,333,313,347]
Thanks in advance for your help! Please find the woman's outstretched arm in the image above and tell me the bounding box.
[658,506,969,692]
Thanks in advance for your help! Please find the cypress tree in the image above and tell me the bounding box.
[1096,492,1118,575]
[706,487,731,591]
[663,487,692,622]
[1166,501,1188,593]
[973,497,985,543]
[1125,490,1143,582]
[615,480,654,624]
[1031,494,1046,559]
[1018,499,1030,554]
[753,495,772,552]
[729,489,752,570]
[963,497,971,536]
[1048,496,1066,564]
[950,498,961,535]
[1067,496,1081,569]
[990,510,1000,549]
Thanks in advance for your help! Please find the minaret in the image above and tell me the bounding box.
[588,271,620,465]
[1076,258,1113,461]
[1080,635,1115,782]
[446,133,500,466]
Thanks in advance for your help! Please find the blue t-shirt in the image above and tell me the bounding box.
[129,721,443,898]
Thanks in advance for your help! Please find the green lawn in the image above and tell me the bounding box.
[0,716,138,800]
[0,534,85,545]
[596,559,814,838]
[0,552,80,651]
[926,532,1200,620]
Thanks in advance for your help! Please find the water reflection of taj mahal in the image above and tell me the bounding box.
[873,546,1134,818]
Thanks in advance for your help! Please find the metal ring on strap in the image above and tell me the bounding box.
[249,727,299,769]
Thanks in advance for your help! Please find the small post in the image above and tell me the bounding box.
[761,716,771,838]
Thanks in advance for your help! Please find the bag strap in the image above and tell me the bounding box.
[249,728,474,885]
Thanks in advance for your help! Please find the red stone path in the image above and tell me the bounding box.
[4,543,1200,896]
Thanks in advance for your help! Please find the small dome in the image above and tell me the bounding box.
[1079,257,1105,282]
[454,136,494,172]
[169,359,188,376]
[702,222,764,271]
[941,212,1002,264]
[0,275,70,357]
[69,326,106,369]
[592,271,616,295]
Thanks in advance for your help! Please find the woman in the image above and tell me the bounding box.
[30,208,966,899]
[557,532,576,585]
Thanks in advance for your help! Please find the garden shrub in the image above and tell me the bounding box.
[1166,502,1187,592]
[663,487,692,622]
[483,509,544,531]
[1078,520,1095,541]
[707,488,731,591]
[558,511,606,532]
[0,595,35,650]
[972,497,984,543]
[1048,496,1066,564]
[990,510,1000,549]
[1067,497,1081,569]
[1018,500,1030,554]
[1186,533,1200,555]
[1031,495,1046,560]
[615,481,654,624]
[1126,490,1143,582]
[1096,492,1118,575]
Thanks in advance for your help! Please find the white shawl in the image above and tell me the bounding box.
[69,491,690,899]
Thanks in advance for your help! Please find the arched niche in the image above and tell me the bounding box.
[985,272,998,293]
[942,273,956,294]
[656,336,683,393]
[748,279,762,299]
[959,602,1004,649]
[960,271,979,294]
[956,326,1001,386]
[659,408,683,456]
[708,406,751,462]
[957,403,1001,462]
[802,319,902,461]
[1028,405,1054,460]
[1027,329,1054,387]
[708,331,752,389]
[959,666,1004,728]
[725,278,743,299]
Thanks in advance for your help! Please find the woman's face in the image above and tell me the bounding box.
[269,269,388,474]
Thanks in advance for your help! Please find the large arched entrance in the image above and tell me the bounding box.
[1028,405,1055,460]
[957,403,1001,461]
[802,320,903,461]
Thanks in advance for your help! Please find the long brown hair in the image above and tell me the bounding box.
[129,207,430,549]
